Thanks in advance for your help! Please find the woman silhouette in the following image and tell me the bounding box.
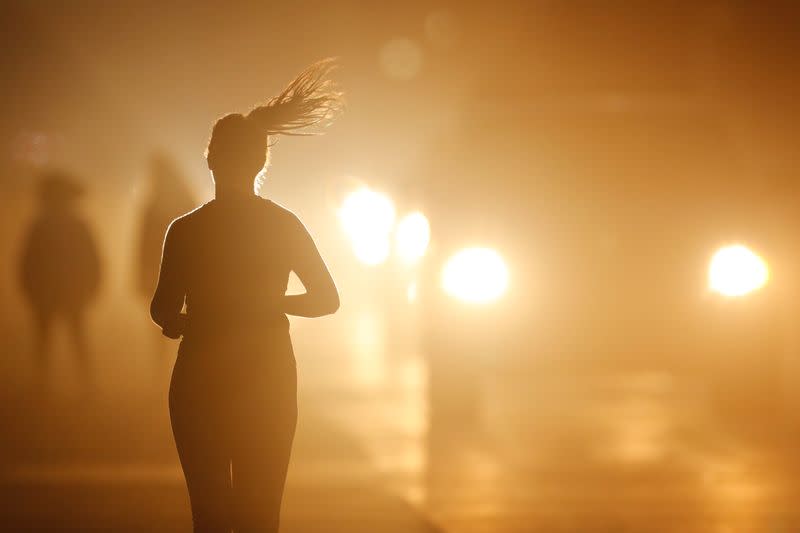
[150,60,342,532]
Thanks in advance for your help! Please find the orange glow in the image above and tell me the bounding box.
[708,245,769,297]
[407,281,418,303]
[339,188,395,265]
[394,212,430,264]
[441,247,509,303]
[379,38,423,80]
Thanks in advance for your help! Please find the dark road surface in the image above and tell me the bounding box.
[2,301,800,532]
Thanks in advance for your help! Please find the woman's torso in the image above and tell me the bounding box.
[174,196,298,350]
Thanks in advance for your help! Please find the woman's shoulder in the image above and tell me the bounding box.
[260,198,304,228]
[166,201,212,233]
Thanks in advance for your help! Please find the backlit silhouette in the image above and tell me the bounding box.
[150,59,342,532]
[18,170,101,386]
[135,153,196,357]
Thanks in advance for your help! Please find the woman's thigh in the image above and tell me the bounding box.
[230,360,297,529]
[169,355,232,528]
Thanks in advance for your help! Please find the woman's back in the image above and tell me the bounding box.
[154,195,324,345]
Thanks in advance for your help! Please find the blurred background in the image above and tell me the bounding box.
[1,1,800,531]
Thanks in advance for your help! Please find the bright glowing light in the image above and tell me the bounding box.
[353,238,391,266]
[395,212,430,264]
[339,188,395,265]
[708,245,769,297]
[407,281,418,303]
[441,247,509,304]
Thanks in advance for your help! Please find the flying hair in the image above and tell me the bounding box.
[246,58,344,136]
[206,58,344,194]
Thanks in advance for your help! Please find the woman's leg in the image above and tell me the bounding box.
[231,407,296,532]
[231,348,297,532]
[170,355,232,533]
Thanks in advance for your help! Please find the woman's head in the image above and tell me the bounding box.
[206,59,343,194]
[206,113,268,191]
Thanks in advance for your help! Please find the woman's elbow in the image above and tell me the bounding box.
[149,299,165,328]
[323,290,340,316]
[150,294,172,329]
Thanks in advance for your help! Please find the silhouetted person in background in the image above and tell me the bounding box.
[18,170,101,387]
[151,60,342,532]
[135,153,196,356]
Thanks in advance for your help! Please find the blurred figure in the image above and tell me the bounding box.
[151,60,342,532]
[135,153,196,356]
[136,153,196,300]
[18,170,101,387]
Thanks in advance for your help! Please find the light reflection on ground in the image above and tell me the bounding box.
[1,298,799,532]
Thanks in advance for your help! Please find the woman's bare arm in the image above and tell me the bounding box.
[283,215,339,318]
[150,220,187,338]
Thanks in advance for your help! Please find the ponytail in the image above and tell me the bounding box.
[206,59,343,194]
[246,58,344,136]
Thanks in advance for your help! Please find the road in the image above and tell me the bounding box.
[1,295,799,532]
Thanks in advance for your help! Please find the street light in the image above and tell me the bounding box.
[395,211,430,265]
[708,244,769,297]
[339,187,396,265]
[441,247,509,304]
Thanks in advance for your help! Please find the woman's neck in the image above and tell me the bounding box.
[215,185,256,201]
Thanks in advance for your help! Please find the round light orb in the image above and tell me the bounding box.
[339,188,395,266]
[425,9,459,48]
[395,212,430,264]
[441,247,509,304]
[379,38,423,81]
[708,244,769,297]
